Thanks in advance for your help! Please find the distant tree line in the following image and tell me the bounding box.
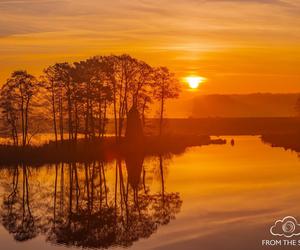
[0,55,180,146]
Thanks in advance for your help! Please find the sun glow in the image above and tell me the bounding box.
[185,76,205,89]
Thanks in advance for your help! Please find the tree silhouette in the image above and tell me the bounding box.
[0,71,39,146]
[153,67,180,136]
[0,54,181,145]
[42,63,74,142]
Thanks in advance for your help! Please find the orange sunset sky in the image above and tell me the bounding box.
[0,0,299,95]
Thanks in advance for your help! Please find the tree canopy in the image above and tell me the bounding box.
[0,54,181,145]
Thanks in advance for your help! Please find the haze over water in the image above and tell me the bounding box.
[1,136,300,250]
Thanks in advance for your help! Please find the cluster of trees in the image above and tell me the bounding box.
[0,55,180,146]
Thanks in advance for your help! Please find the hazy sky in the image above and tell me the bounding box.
[0,0,299,94]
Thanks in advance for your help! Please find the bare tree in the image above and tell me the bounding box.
[101,55,134,141]
[42,63,74,143]
[153,67,180,136]
[42,66,59,144]
[0,71,38,146]
[102,55,153,140]
[0,84,19,145]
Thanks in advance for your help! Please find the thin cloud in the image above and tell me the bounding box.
[0,0,299,91]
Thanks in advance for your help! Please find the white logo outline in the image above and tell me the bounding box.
[270,216,300,238]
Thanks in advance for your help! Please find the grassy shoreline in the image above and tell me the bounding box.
[0,135,226,166]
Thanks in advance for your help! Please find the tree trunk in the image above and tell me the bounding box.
[24,98,30,146]
[102,100,107,138]
[98,95,102,138]
[142,99,147,128]
[21,94,25,146]
[59,90,64,143]
[85,82,90,139]
[67,83,73,141]
[113,80,118,142]
[90,100,95,139]
[159,94,164,137]
[51,81,58,144]
[74,99,78,142]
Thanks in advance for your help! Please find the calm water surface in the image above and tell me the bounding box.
[1,136,300,250]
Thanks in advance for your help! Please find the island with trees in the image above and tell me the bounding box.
[0,54,225,165]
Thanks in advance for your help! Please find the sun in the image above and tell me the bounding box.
[185,76,205,89]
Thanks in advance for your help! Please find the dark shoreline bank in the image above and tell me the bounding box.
[157,117,300,135]
[261,134,300,152]
[0,135,226,166]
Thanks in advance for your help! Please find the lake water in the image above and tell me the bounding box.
[1,136,300,250]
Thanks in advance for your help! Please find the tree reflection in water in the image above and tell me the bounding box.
[0,154,182,249]
[1,164,41,241]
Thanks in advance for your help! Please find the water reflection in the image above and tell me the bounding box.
[1,165,38,241]
[0,155,182,249]
[3,136,300,249]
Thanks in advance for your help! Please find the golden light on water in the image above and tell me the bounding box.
[185,76,206,89]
